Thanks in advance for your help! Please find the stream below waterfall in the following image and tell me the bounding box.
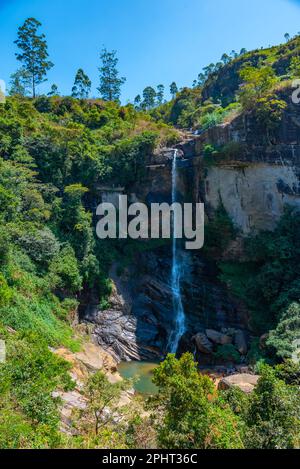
[118,150,186,395]
[118,361,159,395]
[118,149,187,394]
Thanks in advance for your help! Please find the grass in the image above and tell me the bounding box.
[1,293,80,352]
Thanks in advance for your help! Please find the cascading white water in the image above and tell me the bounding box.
[168,149,186,353]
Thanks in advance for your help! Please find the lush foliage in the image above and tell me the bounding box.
[0,328,73,448]
[222,364,300,449]
[149,353,244,449]
[15,18,54,97]
[97,48,126,103]
[2,19,300,450]
[220,209,300,361]
[0,92,178,448]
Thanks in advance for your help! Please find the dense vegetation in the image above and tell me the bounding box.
[220,209,300,363]
[151,34,300,131]
[148,353,300,449]
[0,18,299,449]
[0,94,178,447]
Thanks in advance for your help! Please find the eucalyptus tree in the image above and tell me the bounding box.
[15,17,53,97]
[97,48,126,102]
[72,69,91,99]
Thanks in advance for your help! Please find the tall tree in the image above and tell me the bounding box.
[197,73,206,86]
[97,48,126,102]
[134,94,141,109]
[156,84,165,105]
[14,18,54,98]
[221,53,231,65]
[284,33,290,43]
[150,354,243,449]
[203,63,216,77]
[9,68,32,96]
[142,86,156,110]
[47,84,59,96]
[72,68,91,99]
[170,82,178,99]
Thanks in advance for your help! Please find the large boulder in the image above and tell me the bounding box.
[206,329,232,345]
[234,330,248,355]
[193,333,213,354]
[218,373,259,394]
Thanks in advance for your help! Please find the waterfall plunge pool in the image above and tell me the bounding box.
[118,151,186,396]
[118,361,159,395]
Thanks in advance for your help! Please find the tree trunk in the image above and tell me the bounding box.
[32,75,36,98]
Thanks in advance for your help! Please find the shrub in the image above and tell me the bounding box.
[16,228,60,266]
[0,273,13,307]
[274,360,300,386]
[49,245,82,293]
[149,353,244,449]
[238,66,278,110]
[267,302,300,360]
[244,366,300,449]
[214,344,241,364]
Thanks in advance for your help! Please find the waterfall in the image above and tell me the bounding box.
[168,149,186,353]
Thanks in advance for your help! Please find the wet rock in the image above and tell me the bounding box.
[84,245,248,363]
[221,327,237,336]
[234,330,248,355]
[218,373,259,394]
[235,365,251,374]
[193,333,213,354]
[93,310,142,362]
[89,255,175,362]
[206,329,232,345]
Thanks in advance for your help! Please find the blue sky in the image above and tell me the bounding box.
[1,0,300,102]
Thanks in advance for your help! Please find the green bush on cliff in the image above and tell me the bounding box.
[267,302,300,359]
[0,330,74,448]
[238,66,279,110]
[149,353,244,449]
[221,364,300,449]
[274,360,300,386]
[289,56,300,78]
[204,204,237,255]
[243,365,300,449]
[237,65,287,138]
[214,344,241,364]
[0,93,180,448]
[220,208,300,361]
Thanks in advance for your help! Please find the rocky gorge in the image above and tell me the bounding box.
[80,87,300,366]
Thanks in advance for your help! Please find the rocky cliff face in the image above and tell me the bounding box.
[88,246,245,363]
[83,91,300,363]
[200,88,300,233]
[202,38,300,106]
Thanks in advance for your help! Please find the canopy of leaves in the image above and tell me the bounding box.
[149,353,244,449]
